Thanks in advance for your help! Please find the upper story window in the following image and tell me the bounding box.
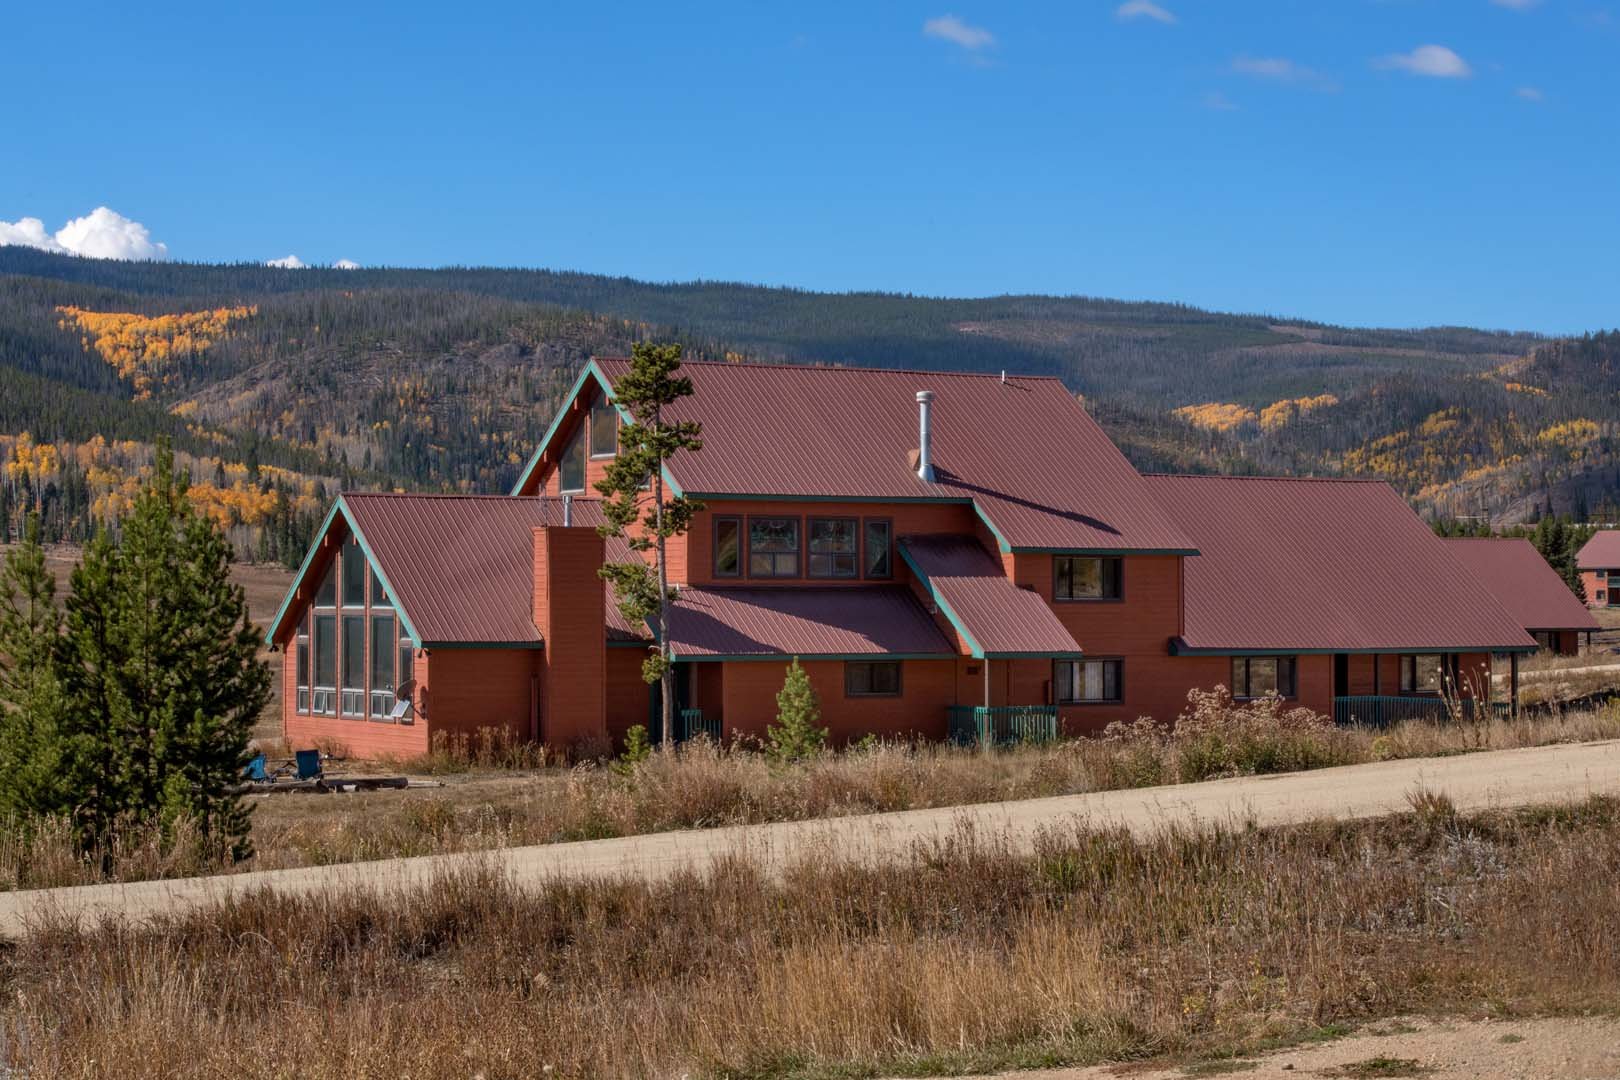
[1055,658,1122,704]
[714,517,741,578]
[370,565,392,607]
[1400,654,1446,694]
[809,518,858,579]
[559,425,586,492]
[863,519,892,579]
[1054,556,1122,601]
[314,560,336,608]
[590,398,617,457]
[749,517,800,578]
[1231,656,1297,698]
[341,535,366,607]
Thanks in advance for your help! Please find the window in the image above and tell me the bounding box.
[398,622,415,724]
[748,517,800,578]
[370,614,396,718]
[863,519,892,579]
[1230,656,1297,698]
[559,425,586,492]
[1400,654,1446,694]
[1600,590,1608,603]
[1598,569,1609,580]
[341,614,366,717]
[341,535,366,608]
[370,566,391,607]
[590,398,617,457]
[845,661,902,697]
[1534,630,1556,652]
[809,517,858,578]
[314,561,336,608]
[295,631,310,713]
[1054,557,1122,601]
[313,613,337,715]
[713,517,741,578]
[1055,659,1123,704]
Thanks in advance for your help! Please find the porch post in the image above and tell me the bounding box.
[982,658,992,750]
[1372,654,1380,696]
[1510,653,1520,719]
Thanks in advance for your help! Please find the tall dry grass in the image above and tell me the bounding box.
[4,798,1620,1078]
[6,694,1620,892]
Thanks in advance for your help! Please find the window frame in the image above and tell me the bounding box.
[341,535,366,608]
[397,623,415,725]
[807,516,859,580]
[295,630,310,714]
[746,515,801,579]
[1400,653,1447,695]
[312,612,337,716]
[1229,655,1298,699]
[589,397,618,458]
[1053,657,1124,705]
[369,613,397,719]
[1053,556,1124,602]
[844,660,903,698]
[558,423,586,493]
[340,613,366,718]
[713,516,742,579]
[862,518,893,580]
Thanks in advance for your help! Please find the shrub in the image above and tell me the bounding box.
[767,658,827,763]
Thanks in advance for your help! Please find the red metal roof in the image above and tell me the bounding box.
[331,494,644,645]
[591,358,1194,554]
[1577,530,1620,570]
[1144,475,1537,653]
[1444,538,1598,632]
[899,534,1085,657]
[666,586,955,659]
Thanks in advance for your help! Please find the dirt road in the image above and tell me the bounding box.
[931,1015,1620,1080]
[4,739,1618,939]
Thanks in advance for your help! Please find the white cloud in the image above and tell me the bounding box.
[1117,1,1176,24]
[266,255,308,269]
[0,207,168,260]
[1203,91,1239,111]
[1376,44,1472,78]
[923,14,995,50]
[333,259,361,270]
[1517,85,1546,101]
[1232,55,1338,91]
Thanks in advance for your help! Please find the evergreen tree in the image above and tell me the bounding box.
[0,515,70,818]
[594,343,704,750]
[767,659,827,763]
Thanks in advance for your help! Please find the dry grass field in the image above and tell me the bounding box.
[3,796,1618,1078]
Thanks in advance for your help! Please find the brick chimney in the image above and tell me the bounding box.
[533,525,607,751]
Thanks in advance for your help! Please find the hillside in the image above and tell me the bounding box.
[0,247,1613,562]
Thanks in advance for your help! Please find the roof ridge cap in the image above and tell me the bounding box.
[599,356,1066,382]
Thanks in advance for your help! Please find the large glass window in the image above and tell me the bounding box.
[313,613,337,715]
[295,631,310,714]
[590,398,617,457]
[341,614,366,717]
[845,661,901,697]
[370,565,392,607]
[1401,654,1446,694]
[398,621,414,718]
[714,517,741,578]
[1230,656,1297,698]
[1055,659,1123,704]
[809,518,858,579]
[314,561,336,608]
[341,535,366,608]
[749,517,800,578]
[370,613,396,718]
[559,425,586,492]
[863,519,892,579]
[1054,557,1122,601]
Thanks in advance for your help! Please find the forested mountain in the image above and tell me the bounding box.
[0,246,1613,565]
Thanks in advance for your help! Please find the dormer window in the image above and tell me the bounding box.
[590,397,617,457]
[809,518,858,578]
[559,425,586,493]
[749,517,800,578]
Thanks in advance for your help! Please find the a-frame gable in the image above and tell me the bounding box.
[266,496,425,648]
[510,359,625,497]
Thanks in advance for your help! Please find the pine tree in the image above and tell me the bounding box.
[594,343,704,750]
[767,659,827,763]
[0,514,70,818]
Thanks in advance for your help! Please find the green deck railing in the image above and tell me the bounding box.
[677,707,722,743]
[947,705,1059,747]
[1332,695,1513,729]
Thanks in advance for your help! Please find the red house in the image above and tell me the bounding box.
[267,360,1543,756]
[1445,538,1596,655]
[1577,531,1620,609]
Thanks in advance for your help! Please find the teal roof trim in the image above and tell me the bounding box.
[897,543,984,659]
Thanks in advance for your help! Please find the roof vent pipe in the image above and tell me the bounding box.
[916,390,936,483]
[562,493,573,527]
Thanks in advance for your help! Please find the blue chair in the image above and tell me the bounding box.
[242,753,269,782]
[295,748,323,781]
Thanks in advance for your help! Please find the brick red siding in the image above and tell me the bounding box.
[718,658,959,744]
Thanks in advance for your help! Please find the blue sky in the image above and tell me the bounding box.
[2,0,1615,332]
